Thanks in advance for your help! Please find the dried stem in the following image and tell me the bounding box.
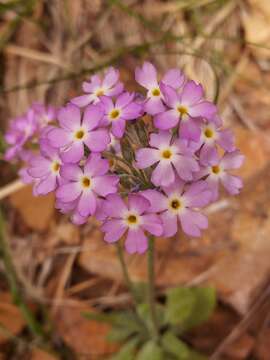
[0,179,26,201]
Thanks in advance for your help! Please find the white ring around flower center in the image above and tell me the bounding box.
[167,195,185,214]
[123,211,141,229]
[73,127,87,141]
[109,108,121,121]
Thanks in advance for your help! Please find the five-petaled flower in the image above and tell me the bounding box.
[135,61,185,115]
[56,153,119,218]
[196,150,245,200]
[154,81,217,141]
[142,179,212,237]
[101,193,163,254]
[100,92,142,138]
[136,130,199,186]
[71,67,124,107]
[48,103,110,163]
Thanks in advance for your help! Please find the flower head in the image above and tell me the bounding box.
[101,193,163,254]
[32,103,57,127]
[71,67,124,107]
[48,103,110,163]
[136,130,199,186]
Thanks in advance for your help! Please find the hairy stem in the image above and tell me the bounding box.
[147,236,159,340]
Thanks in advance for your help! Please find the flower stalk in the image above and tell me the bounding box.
[147,236,159,341]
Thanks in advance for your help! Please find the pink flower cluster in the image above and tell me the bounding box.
[4,63,244,254]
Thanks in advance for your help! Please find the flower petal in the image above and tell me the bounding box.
[135,62,158,89]
[58,103,81,130]
[84,153,109,177]
[151,162,175,187]
[179,209,208,237]
[140,190,167,212]
[103,194,127,218]
[93,175,119,196]
[60,164,82,181]
[61,142,84,163]
[56,182,81,202]
[181,80,203,105]
[125,228,148,254]
[160,211,178,237]
[136,148,159,168]
[154,110,179,130]
[189,101,216,119]
[128,194,150,214]
[102,219,127,243]
[47,128,71,148]
[77,191,96,217]
[141,214,163,236]
[83,104,104,131]
[84,128,110,152]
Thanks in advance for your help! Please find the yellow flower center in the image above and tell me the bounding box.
[51,161,60,173]
[177,105,188,116]
[212,165,220,174]
[81,176,91,188]
[170,199,181,210]
[151,88,160,96]
[96,89,104,97]
[204,128,214,138]
[110,109,120,120]
[75,129,85,140]
[127,214,138,224]
[162,149,172,159]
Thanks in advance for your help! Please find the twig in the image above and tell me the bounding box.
[0,179,26,201]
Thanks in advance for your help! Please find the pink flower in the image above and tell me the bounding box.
[71,67,124,107]
[135,61,185,115]
[154,81,217,141]
[47,103,110,163]
[142,179,212,238]
[136,131,199,187]
[56,153,119,218]
[197,122,235,166]
[100,92,142,138]
[32,103,57,127]
[196,150,245,200]
[4,109,37,161]
[27,142,63,196]
[101,193,163,254]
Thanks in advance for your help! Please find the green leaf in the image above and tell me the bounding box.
[137,303,165,333]
[185,287,216,330]
[107,325,136,343]
[161,331,190,360]
[136,341,164,360]
[110,338,138,360]
[165,286,216,332]
[165,287,196,326]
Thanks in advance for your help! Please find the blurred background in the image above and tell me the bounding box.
[0,0,270,359]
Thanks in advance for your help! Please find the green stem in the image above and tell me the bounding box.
[147,236,159,341]
[115,243,148,333]
[0,208,48,342]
